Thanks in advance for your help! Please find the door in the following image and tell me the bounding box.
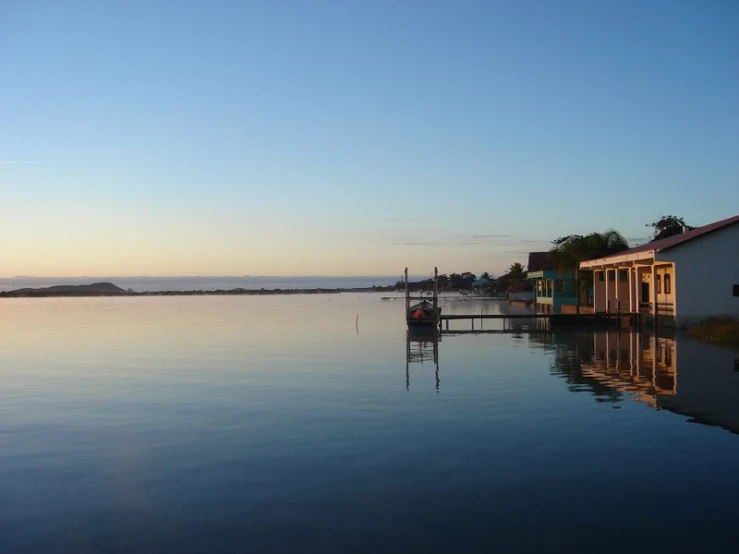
[641,282,649,304]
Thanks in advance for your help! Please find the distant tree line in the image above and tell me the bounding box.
[396,272,477,292]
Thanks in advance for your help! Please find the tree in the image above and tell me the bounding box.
[549,229,629,309]
[508,262,525,278]
[498,262,527,292]
[646,215,695,241]
[481,271,491,280]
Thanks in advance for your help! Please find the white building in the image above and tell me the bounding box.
[580,214,739,327]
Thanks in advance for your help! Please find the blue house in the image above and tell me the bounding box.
[526,252,578,314]
[471,277,491,295]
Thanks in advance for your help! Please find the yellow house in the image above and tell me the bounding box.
[580,214,739,327]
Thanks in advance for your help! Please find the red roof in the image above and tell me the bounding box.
[592,214,739,260]
[527,251,554,272]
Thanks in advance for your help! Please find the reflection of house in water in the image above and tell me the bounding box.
[573,330,739,434]
[582,331,677,406]
[405,329,440,391]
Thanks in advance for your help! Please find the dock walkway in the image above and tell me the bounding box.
[439,312,639,332]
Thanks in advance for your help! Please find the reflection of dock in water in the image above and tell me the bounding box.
[405,329,440,391]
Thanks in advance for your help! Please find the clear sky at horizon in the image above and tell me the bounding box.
[2,0,737,278]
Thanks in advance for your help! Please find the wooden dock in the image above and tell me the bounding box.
[438,312,639,332]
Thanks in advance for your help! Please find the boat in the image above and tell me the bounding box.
[404,267,441,328]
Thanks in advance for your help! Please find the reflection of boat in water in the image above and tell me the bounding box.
[404,267,440,328]
[405,328,440,391]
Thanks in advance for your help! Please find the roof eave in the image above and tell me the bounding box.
[580,249,655,269]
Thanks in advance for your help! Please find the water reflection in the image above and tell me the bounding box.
[405,328,440,392]
[532,330,739,434]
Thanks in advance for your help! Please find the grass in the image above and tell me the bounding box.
[687,317,739,346]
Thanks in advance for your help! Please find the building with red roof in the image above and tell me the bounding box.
[580,214,739,326]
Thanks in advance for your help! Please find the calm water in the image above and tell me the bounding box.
[0,275,400,292]
[1,295,738,553]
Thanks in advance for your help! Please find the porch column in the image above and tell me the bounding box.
[605,269,612,313]
[651,264,658,324]
[592,270,598,312]
[628,268,634,312]
[614,269,620,312]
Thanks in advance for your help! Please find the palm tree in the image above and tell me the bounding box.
[549,229,628,311]
[503,262,526,292]
[508,262,525,278]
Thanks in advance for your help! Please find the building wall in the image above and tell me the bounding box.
[655,264,675,306]
[662,223,739,322]
[531,270,577,314]
[560,304,594,314]
[594,271,606,311]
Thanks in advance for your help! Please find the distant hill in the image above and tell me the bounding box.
[1,282,127,297]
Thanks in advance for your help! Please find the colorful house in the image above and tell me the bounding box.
[527,252,578,314]
[579,214,739,327]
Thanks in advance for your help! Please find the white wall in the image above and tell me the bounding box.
[616,270,630,308]
[655,265,675,306]
[662,223,739,322]
[594,271,606,311]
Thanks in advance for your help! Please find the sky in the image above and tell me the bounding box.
[1,0,737,278]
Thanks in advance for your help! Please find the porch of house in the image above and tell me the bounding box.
[582,257,676,323]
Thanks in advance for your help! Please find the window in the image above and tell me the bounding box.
[656,274,662,294]
[664,274,671,294]
[598,272,604,282]
[555,279,565,292]
[608,271,615,282]
[619,270,628,282]
[734,285,739,297]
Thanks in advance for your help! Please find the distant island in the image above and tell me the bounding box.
[0,282,398,298]
[0,282,128,297]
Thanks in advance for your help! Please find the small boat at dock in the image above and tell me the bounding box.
[404,267,441,328]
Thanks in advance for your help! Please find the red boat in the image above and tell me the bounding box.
[404,267,440,328]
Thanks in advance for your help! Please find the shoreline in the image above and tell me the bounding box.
[0,286,398,298]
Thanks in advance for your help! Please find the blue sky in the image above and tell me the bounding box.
[1,0,737,277]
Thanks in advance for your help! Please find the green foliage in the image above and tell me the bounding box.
[549,229,629,271]
[646,215,695,241]
[687,318,739,346]
[402,271,478,292]
[497,262,529,292]
[548,229,629,304]
[508,262,524,277]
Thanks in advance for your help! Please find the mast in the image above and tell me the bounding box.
[433,266,438,314]
[404,267,409,314]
